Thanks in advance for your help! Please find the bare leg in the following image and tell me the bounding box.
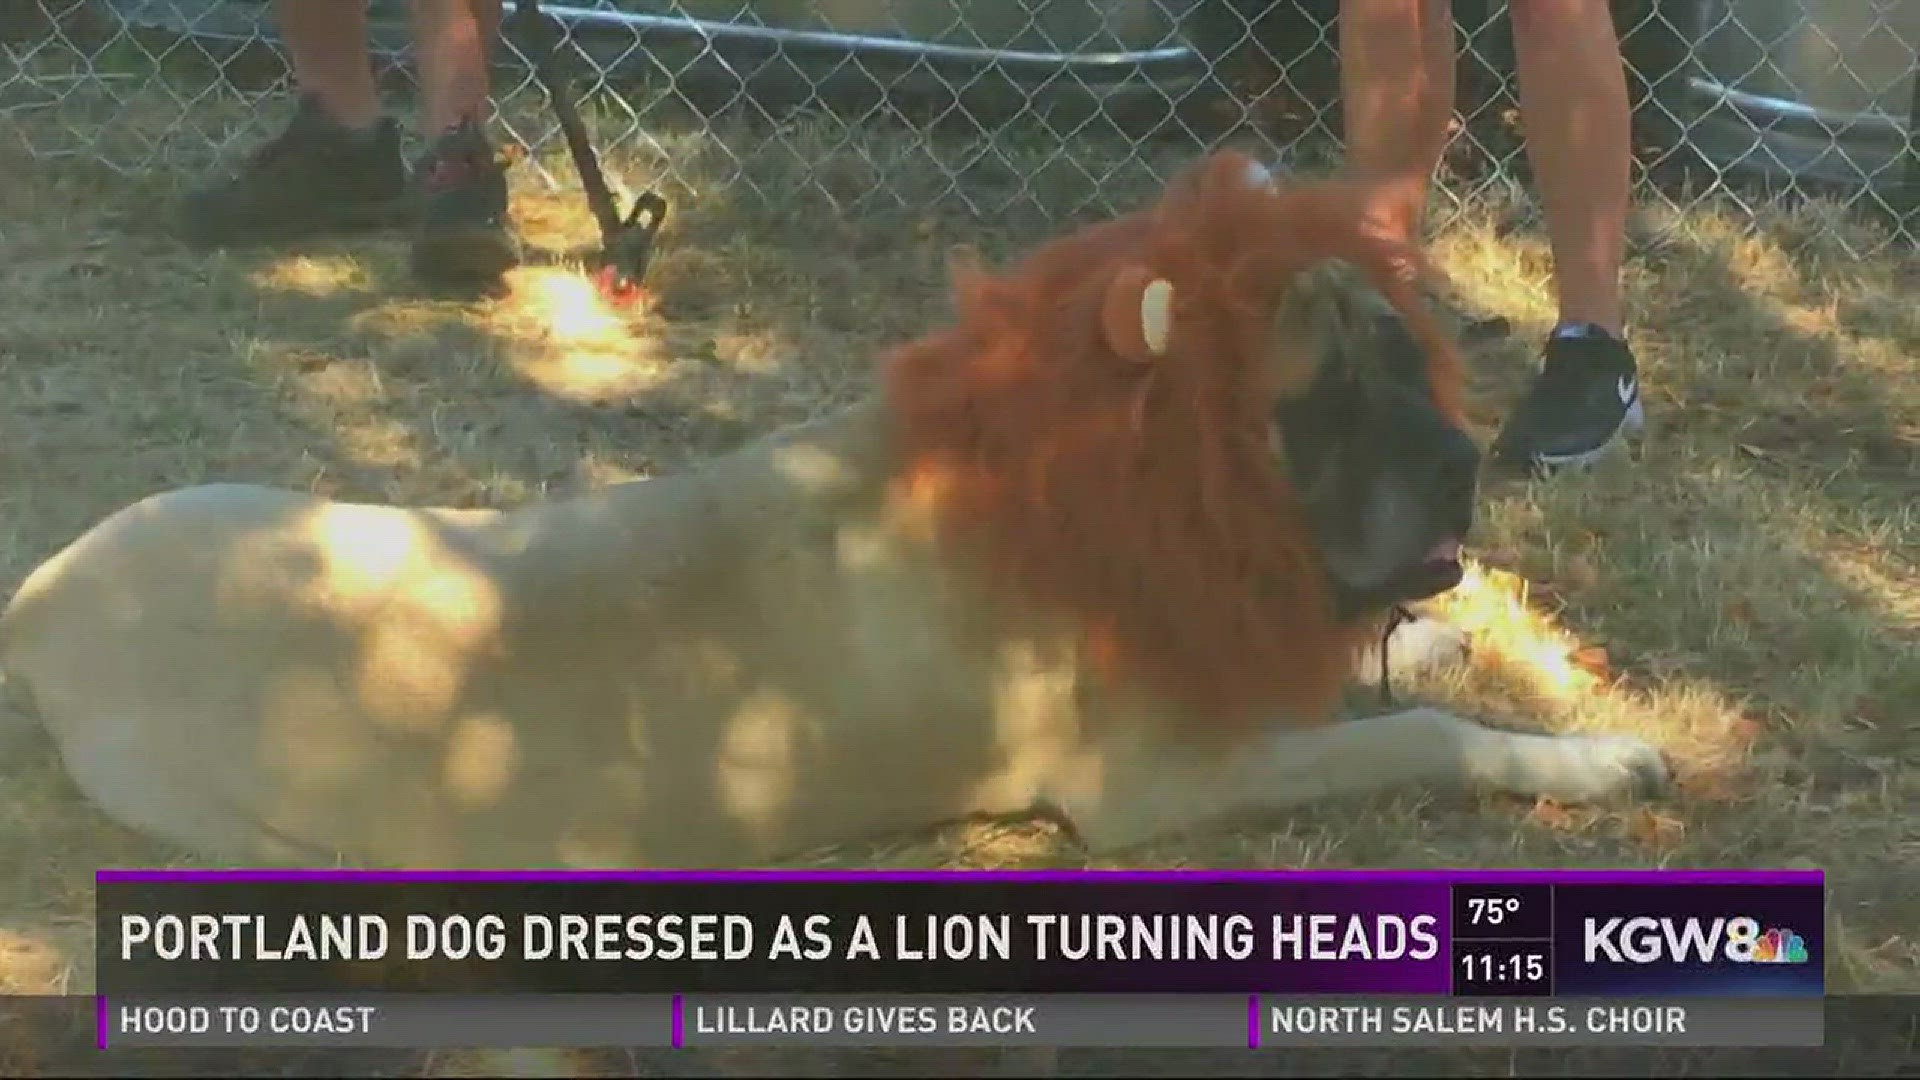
[413,0,501,136]
[1486,0,1641,476]
[274,0,379,130]
[1510,0,1631,336]
[407,0,519,287]
[1338,0,1456,236]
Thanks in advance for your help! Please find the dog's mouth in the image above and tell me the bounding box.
[1424,535,1464,573]
[1401,536,1467,598]
[1329,534,1468,622]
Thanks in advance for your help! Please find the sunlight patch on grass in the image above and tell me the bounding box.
[486,266,676,404]
[0,927,74,995]
[248,253,376,298]
[1430,561,1601,709]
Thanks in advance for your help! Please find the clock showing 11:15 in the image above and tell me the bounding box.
[1453,940,1552,996]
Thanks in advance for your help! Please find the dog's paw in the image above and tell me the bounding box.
[1352,612,1472,686]
[1535,733,1672,805]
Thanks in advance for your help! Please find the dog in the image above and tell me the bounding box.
[0,151,1667,869]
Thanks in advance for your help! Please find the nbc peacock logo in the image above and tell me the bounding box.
[1747,926,1809,964]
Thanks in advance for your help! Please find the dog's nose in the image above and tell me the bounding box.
[1428,431,1480,509]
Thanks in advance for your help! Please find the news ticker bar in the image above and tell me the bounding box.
[96,869,1827,998]
[101,994,1825,1050]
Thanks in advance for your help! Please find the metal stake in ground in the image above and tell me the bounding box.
[508,0,669,305]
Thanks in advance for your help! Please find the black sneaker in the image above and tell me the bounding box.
[409,120,521,289]
[1489,322,1646,477]
[176,96,408,247]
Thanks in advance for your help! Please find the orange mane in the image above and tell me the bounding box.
[882,150,1467,742]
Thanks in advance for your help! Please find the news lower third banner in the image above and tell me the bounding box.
[94,868,1826,1050]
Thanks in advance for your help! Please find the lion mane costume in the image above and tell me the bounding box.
[0,150,1663,869]
[888,149,1467,742]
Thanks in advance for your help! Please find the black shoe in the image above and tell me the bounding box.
[1490,323,1646,477]
[176,97,408,247]
[409,120,521,289]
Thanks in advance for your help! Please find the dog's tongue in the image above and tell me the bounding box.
[1426,538,1463,564]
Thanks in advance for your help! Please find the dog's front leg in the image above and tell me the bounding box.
[1055,708,1670,856]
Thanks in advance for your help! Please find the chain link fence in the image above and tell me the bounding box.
[4,1,1918,255]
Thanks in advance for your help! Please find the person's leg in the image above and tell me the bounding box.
[176,0,407,246]
[408,0,520,287]
[413,0,497,136]
[1489,0,1642,475]
[1510,0,1629,336]
[1339,0,1456,237]
[280,0,381,131]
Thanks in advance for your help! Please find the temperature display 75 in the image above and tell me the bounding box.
[1451,885,1552,940]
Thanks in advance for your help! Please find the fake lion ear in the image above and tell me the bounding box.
[1101,264,1174,364]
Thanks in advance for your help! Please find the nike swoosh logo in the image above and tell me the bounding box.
[1617,376,1637,406]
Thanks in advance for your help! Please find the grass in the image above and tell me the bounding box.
[0,82,1916,1074]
